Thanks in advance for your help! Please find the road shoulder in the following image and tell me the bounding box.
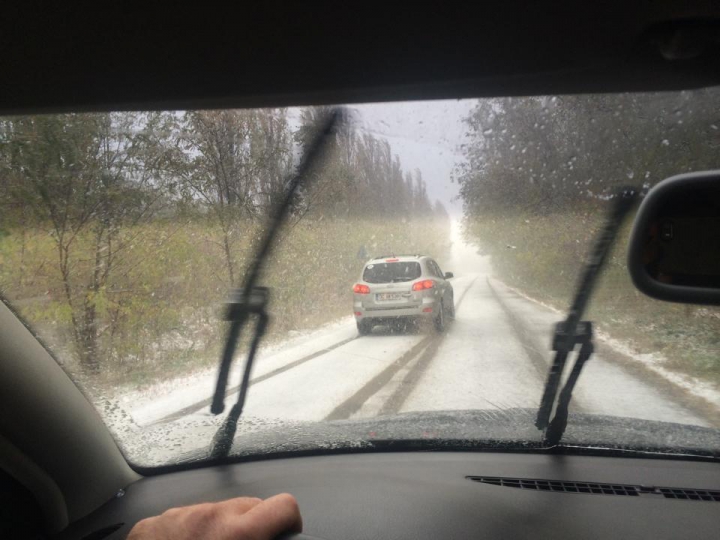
[487,277,720,428]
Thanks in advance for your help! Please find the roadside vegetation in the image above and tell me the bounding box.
[457,89,720,385]
[0,109,450,390]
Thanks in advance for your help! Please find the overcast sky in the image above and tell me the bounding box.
[347,99,476,216]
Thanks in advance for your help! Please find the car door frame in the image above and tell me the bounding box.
[427,259,451,307]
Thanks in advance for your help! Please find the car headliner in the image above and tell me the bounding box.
[1,2,720,114]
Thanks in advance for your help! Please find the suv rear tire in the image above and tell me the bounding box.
[357,319,372,335]
[434,302,446,333]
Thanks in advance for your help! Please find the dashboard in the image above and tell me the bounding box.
[57,451,720,539]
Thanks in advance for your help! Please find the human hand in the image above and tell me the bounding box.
[127,493,302,540]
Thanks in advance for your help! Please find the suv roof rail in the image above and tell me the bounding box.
[373,254,422,259]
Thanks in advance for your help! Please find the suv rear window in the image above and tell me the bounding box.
[363,262,422,283]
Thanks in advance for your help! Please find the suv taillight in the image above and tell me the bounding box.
[412,279,435,291]
[353,284,370,294]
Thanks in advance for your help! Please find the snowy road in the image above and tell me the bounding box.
[118,223,719,463]
[228,274,710,428]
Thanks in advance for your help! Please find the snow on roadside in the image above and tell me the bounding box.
[498,280,564,316]
[117,316,357,426]
[596,330,720,410]
[493,279,720,412]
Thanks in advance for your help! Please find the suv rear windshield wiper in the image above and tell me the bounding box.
[536,187,638,446]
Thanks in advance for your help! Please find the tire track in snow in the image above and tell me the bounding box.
[376,336,444,416]
[326,276,479,421]
[486,276,588,415]
[489,278,717,427]
[155,275,479,425]
[151,335,358,425]
[486,276,552,383]
[391,275,552,416]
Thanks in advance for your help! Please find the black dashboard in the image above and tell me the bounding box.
[58,451,720,539]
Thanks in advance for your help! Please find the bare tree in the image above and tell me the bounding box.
[181,109,294,284]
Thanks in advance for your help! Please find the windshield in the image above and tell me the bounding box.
[363,262,422,283]
[1,93,719,468]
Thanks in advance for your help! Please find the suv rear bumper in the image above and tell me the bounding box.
[354,298,438,320]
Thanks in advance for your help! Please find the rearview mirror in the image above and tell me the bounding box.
[628,170,720,305]
[444,272,454,279]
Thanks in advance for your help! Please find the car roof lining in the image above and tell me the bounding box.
[2,3,720,115]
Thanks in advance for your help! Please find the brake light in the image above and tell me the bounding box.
[353,284,370,294]
[412,279,435,291]
[385,258,399,262]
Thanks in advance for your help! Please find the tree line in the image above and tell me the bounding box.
[453,89,720,384]
[0,109,447,373]
[455,88,720,215]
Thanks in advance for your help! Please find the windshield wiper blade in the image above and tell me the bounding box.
[536,186,638,446]
[208,108,343,459]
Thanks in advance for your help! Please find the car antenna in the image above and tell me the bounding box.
[535,186,638,447]
[208,109,344,459]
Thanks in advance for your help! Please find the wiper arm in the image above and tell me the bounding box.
[536,187,638,446]
[208,108,343,459]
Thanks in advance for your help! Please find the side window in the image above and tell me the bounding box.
[434,261,445,277]
[427,260,442,278]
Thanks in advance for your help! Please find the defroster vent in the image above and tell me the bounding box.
[468,477,720,501]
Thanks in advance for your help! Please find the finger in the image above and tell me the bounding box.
[216,496,263,516]
[234,493,302,539]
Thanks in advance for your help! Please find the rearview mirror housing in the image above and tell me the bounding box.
[444,272,454,279]
[627,170,720,305]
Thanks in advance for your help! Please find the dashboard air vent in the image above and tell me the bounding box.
[658,488,720,501]
[468,477,720,501]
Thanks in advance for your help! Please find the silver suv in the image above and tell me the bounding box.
[353,255,454,335]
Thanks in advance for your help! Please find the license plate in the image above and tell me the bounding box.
[377,293,403,301]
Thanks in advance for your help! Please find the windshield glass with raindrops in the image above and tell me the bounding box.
[1,91,719,468]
